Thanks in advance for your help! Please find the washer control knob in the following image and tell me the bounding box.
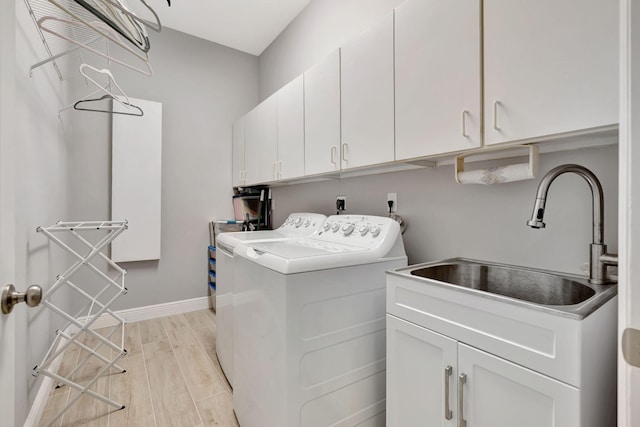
[332,223,341,232]
[359,225,369,236]
[369,226,381,237]
[323,222,331,231]
[294,217,303,228]
[342,223,355,236]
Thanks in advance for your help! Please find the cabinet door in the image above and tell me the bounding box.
[458,343,579,427]
[304,50,341,176]
[484,0,618,145]
[341,12,395,169]
[387,315,457,427]
[244,95,278,185]
[277,75,305,180]
[232,117,245,187]
[395,0,481,160]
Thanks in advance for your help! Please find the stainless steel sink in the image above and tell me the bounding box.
[392,258,617,318]
[411,262,595,305]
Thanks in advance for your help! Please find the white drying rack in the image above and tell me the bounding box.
[34,220,129,427]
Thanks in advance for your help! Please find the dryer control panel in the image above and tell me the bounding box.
[314,215,400,249]
[278,213,326,235]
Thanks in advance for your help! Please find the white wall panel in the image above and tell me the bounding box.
[111,98,162,262]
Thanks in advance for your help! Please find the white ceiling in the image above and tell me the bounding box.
[128,0,311,56]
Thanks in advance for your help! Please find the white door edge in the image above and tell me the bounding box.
[619,1,640,425]
[0,0,18,425]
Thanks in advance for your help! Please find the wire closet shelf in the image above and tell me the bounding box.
[24,0,112,79]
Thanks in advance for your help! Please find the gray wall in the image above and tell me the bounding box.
[67,28,259,310]
[13,3,73,420]
[271,146,618,274]
[262,0,619,275]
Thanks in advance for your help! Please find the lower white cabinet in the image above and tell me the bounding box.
[387,315,457,426]
[387,315,580,427]
[458,343,579,427]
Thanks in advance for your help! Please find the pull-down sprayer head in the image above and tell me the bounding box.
[526,198,546,229]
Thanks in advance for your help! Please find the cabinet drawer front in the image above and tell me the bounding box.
[387,274,581,386]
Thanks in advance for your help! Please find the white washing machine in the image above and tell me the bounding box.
[215,213,326,386]
[232,215,407,427]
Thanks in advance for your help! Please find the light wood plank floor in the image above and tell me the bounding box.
[38,309,239,427]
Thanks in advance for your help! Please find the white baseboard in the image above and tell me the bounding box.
[25,296,213,426]
[87,296,212,329]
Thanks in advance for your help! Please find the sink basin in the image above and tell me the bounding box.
[410,262,595,305]
[391,258,617,319]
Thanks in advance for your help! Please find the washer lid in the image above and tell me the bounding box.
[234,238,405,274]
[217,230,289,249]
[246,239,366,259]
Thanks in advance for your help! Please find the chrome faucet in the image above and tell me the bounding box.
[527,164,618,285]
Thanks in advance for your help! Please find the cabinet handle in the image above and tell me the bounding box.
[458,373,467,427]
[462,110,469,138]
[272,162,277,179]
[493,100,501,130]
[331,146,337,165]
[342,143,348,162]
[278,161,282,179]
[444,365,453,420]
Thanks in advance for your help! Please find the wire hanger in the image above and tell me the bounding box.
[73,0,151,52]
[43,0,153,63]
[71,63,144,116]
[38,15,153,76]
[74,95,144,116]
[86,0,164,33]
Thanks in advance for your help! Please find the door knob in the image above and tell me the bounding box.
[1,284,42,315]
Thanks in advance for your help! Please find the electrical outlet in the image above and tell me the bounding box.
[336,195,346,211]
[387,193,397,213]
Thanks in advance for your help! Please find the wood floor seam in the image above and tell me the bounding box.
[137,324,159,427]
[162,320,206,427]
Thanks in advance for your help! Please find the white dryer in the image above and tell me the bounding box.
[233,215,407,427]
[215,213,326,386]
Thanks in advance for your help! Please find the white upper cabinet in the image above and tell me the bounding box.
[232,117,246,187]
[304,50,341,176]
[277,75,305,180]
[484,0,618,145]
[395,0,481,160]
[244,94,277,185]
[340,12,395,170]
